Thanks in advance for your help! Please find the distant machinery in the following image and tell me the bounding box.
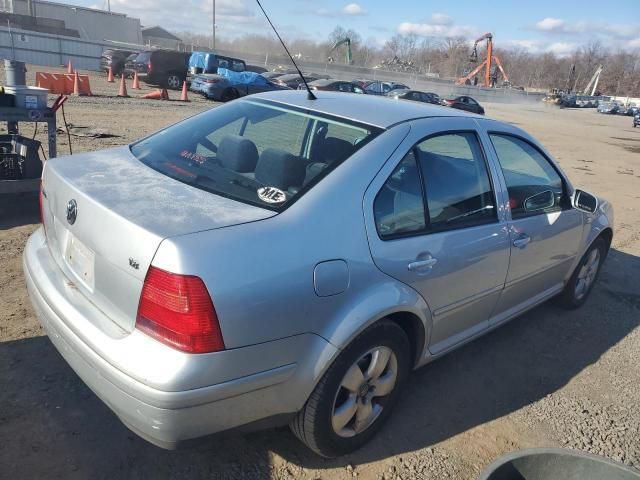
[329,38,352,65]
[565,63,576,93]
[583,65,604,96]
[457,33,509,88]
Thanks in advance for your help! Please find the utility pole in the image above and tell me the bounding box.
[107,0,111,12]
[212,0,216,51]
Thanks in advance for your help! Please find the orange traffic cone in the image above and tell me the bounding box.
[161,88,169,100]
[73,71,81,95]
[180,81,189,102]
[132,72,140,89]
[117,75,129,97]
[107,65,115,83]
[141,89,164,100]
[67,60,73,74]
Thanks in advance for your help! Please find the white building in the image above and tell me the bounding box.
[1,0,142,44]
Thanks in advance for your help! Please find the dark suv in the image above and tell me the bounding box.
[100,49,136,76]
[131,50,191,89]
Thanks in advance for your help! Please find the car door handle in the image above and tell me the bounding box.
[408,257,438,271]
[513,235,531,249]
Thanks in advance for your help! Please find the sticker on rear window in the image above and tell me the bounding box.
[257,186,287,204]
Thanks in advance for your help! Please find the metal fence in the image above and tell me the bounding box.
[0,26,546,104]
[0,25,110,71]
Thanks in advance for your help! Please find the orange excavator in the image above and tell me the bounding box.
[456,33,509,88]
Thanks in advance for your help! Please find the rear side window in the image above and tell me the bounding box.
[374,152,426,237]
[132,100,381,211]
[490,134,564,218]
[374,132,496,239]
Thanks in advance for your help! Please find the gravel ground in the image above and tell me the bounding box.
[1,66,639,480]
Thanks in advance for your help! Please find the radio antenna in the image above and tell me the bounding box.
[254,0,317,100]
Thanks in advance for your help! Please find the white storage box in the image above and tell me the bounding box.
[3,86,49,110]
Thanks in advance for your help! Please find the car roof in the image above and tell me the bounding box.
[277,73,318,81]
[309,79,350,86]
[247,90,478,128]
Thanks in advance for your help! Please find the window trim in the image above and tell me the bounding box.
[488,131,570,220]
[374,129,500,241]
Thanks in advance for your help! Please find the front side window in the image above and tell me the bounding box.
[490,134,564,218]
[366,82,382,94]
[417,133,495,229]
[132,100,381,211]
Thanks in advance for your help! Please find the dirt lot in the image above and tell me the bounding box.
[1,67,639,480]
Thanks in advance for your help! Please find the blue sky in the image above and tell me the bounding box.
[83,0,640,54]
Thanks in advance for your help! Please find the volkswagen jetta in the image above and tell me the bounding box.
[24,91,613,457]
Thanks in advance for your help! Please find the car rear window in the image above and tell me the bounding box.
[135,52,151,63]
[131,99,382,211]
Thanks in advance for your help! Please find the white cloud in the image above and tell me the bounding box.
[398,21,476,38]
[504,39,545,53]
[430,13,452,26]
[314,3,367,18]
[342,3,367,16]
[628,38,640,48]
[545,42,578,56]
[535,17,566,32]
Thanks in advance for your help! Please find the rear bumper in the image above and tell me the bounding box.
[24,228,338,448]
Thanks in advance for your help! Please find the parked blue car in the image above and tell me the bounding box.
[190,68,291,101]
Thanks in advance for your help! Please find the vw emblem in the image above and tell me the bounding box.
[66,199,78,225]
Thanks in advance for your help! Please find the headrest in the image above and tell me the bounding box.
[317,137,355,164]
[255,148,305,190]
[217,135,258,173]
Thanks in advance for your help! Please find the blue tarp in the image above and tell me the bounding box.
[216,68,268,86]
[189,52,213,71]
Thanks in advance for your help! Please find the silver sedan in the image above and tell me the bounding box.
[24,91,613,457]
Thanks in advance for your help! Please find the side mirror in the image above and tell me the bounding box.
[574,189,598,213]
[524,190,555,212]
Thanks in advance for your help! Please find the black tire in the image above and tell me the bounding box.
[556,238,607,309]
[221,88,239,102]
[291,320,410,457]
[165,73,183,90]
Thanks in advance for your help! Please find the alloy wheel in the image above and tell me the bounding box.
[331,346,398,438]
[575,248,600,300]
[167,75,180,89]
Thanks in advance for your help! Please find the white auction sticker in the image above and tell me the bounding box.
[257,186,287,204]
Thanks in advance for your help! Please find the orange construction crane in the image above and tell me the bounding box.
[456,33,509,88]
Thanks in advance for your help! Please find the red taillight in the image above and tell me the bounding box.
[147,61,152,73]
[136,266,225,353]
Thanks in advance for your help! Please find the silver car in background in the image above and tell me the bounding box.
[24,91,613,457]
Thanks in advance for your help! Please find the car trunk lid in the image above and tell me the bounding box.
[41,146,274,333]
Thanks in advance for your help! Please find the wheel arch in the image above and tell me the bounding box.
[318,280,433,371]
[384,311,426,369]
[597,227,613,250]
